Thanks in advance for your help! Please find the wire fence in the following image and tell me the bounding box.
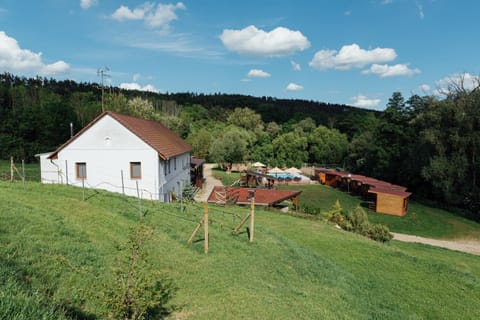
[3,159,256,253]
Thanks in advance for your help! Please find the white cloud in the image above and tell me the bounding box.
[344,10,352,16]
[40,61,70,75]
[416,1,424,19]
[220,25,310,57]
[111,3,153,21]
[286,83,304,91]
[145,2,185,28]
[133,73,141,81]
[362,63,420,77]
[419,84,430,92]
[111,2,185,30]
[119,82,158,92]
[435,73,479,94]
[80,0,97,10]
[247,69,271,78]
[291,60,301,71]
[309,43,397,70]
[351,95,381,108]
[0,31,70,75]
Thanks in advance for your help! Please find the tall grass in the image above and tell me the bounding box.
[1,180,479,319]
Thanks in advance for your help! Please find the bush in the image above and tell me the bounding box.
[348,206,370,235]
[182,183,196,202]
[366,224,393,243]
[102,222,177,320]
[325,202,392,243]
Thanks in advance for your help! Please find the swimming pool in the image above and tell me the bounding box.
[267,173,295,179]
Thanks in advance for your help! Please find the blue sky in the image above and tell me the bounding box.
[0,0,479,110]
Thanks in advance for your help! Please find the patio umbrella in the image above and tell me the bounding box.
[252,161,266,167]
[268,167,285,174]
[284,167,302,174]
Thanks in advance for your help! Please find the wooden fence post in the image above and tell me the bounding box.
[136,181,142,218]
[249,190,255,242]
[82,178,85,201]
[204,202,209,254]
[10,157,13,182]
[21,159,26,190]
[65,160,68,185]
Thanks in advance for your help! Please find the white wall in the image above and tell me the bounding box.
[38,152,61,183]
[48,115,160,200]
[41,115,192,202]
[159,152,191,201]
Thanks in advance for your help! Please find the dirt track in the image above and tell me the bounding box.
[392,233,480,256]
[194,163,223,203]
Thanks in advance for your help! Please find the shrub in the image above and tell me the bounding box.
[325,202,392,243]
[366,224,393,243]
[323,200,342,220]
[102,222,177,320]
[348,206,371,235]
[182,183,196,202]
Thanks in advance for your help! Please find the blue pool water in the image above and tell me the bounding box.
[268,173,295,179]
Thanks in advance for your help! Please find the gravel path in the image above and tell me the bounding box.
[194,163,224,203]
[392,232,480,256]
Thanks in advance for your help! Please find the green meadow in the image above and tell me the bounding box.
[1,180,479,319]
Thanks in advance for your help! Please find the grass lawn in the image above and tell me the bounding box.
[0,159,41,182]
[1,180,479,319]
[281,184,480,240]
[211,167,241,186]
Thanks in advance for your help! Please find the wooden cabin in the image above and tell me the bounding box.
[368,188,411,216]
[315,168,412,217]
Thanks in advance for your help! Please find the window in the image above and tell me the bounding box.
[76,162,87,179]
[174,157,177,170]
[168,159,171,174]
[130,162,141,179]
[164,161,167,176]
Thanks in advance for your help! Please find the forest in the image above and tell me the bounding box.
[1,72,479,221]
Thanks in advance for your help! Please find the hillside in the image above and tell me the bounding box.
[1,181,479,319]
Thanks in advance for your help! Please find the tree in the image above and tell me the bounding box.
[187,128,212,159]
[70,92,101,127]
[208,126,255,164]
[308,125,348,165]
[293,117,316,134]
[127,97,161,121]
[265,121,281,139]
[104,92,128,114]
[417,80,480,215]
[272,132,308,167]
[226,107,264,134]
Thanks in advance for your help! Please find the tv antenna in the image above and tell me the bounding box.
[97,66,110,112]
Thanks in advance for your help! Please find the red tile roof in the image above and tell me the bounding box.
[207,186,302,206]
[49,111,192,160]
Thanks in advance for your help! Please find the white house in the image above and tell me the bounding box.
[39,111,192,202]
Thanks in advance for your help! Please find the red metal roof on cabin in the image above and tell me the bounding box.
[324,171,409,193]
[48,111,192,160]
[207,186,302,206]
[368,187,412,198]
